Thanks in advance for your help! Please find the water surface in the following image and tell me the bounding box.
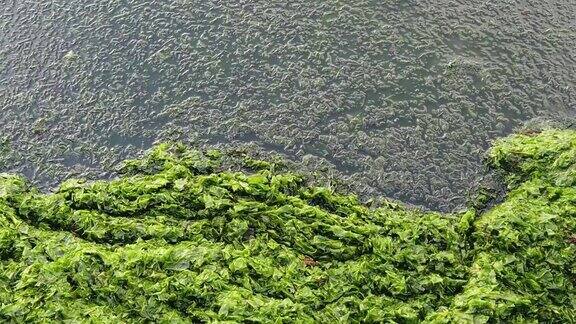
[1,0,575,210]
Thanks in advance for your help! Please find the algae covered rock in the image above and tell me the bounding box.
[0,131,575,322]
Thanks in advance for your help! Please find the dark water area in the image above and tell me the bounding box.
[0,0,575,211]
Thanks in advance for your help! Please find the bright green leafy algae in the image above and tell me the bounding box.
[0,131,575,322]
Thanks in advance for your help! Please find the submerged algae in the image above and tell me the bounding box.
[2,0,576,211]
[0,130,575,322]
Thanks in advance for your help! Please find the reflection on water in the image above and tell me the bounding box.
[0,0,575,211]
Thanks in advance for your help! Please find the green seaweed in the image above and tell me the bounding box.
[0,130,575,322]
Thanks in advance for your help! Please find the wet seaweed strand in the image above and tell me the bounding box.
[0,130,575,322]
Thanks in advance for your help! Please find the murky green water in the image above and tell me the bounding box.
[1,0,575,211]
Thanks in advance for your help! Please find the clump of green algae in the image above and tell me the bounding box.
[0,130,575,322]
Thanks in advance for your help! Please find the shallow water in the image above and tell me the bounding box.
[1,0,575,211]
